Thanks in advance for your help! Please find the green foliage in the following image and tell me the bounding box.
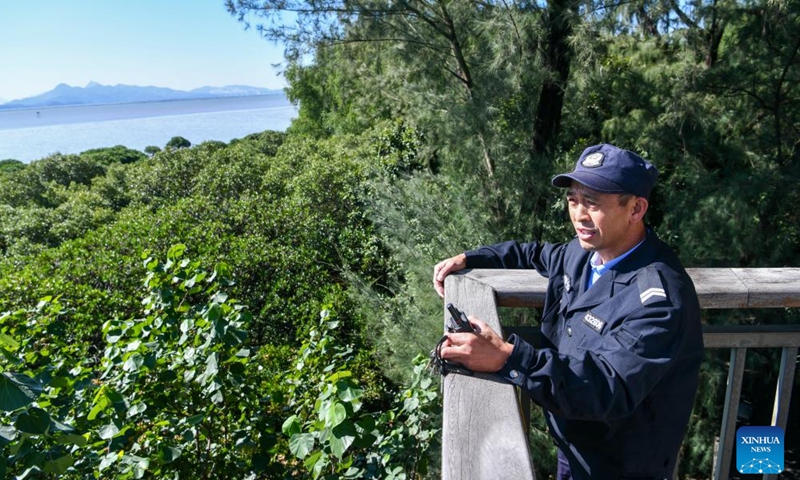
[0,153,106,209]
[281,311,440,479]
[143,146,161,156]
[0,247,440,478]
[92,246,267,478]
[0,159,26,175]
[165,136,192,150]
[0,132,391,352]
[79,145,147,165]
[229,130,286,157]
[0,247,276,478]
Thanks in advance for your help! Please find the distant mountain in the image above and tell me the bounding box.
[0,82,283,109]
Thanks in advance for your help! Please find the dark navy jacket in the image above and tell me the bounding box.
[465,232,704,480]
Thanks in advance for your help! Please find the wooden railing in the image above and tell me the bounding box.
[442,268,800,480]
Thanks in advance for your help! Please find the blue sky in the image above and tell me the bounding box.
[0,1,286,102]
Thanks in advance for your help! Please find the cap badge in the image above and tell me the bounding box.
[581,153,604,168]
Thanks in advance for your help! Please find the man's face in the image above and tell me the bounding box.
[566,181,641,263]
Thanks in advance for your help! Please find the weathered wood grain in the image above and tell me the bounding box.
[730,267,800,308]
[460,268,800,309]
[442,274,536,480]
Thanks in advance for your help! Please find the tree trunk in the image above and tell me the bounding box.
[531,0,578,155]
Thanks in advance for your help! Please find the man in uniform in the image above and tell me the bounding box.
[433,144,704,480]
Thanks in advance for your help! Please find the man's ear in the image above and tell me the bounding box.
[631,197,649,223]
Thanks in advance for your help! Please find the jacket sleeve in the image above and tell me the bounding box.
[497,301,692,421]
[464,240,561,278]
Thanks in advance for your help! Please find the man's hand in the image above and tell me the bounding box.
[433,253,467,298]
[439,317,513,373]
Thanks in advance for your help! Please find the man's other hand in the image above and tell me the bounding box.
[433,253,467,298]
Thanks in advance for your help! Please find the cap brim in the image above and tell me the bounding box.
[551,172,628,194]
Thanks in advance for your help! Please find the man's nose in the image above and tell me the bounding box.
[573,203,590,222]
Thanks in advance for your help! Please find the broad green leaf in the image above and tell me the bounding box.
[198,352,218,384]
[310,451,328,480]
[88,402,106,421]
[124,453,149,479]
[15,407,51,434]
[186,414,204,425]
[105,388,126,410]
[325,402,347,427]
[43,454,74,474]
[127,402,147,417]
[289,432,315,459]
[88,390,110,421]
[55,433,87,447]
[180,319,193,333]
[157,445,182,464]
[0,372,42,411]
[0,333,19,350]
[50,417,76,433]
[343,466,364,479]
[211,292,228,304]
[329,421,357,459]
[303,451,322,471]
[206,303,222,322]
[123,353,144,372]
[336,380,363,403]
[16,465,42,479]
[0,425,17,447]
[167,244,186,260]
[98,423,120,440]
[328,370,352,382]
[98,452,118,471]
[281,415,301,436]
[0,347,19,365]
[235,348,250,358]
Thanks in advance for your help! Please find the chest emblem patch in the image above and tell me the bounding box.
[563,274,572,293]
[582,311,605,333]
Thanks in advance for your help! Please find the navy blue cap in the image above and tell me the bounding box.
[552,144,659,198]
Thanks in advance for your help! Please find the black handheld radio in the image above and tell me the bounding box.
[445,303,474,333]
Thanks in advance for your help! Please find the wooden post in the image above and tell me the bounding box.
[442,272,536,480]
[713,348,747,480]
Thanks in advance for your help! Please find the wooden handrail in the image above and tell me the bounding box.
[459,267,800,309]
[442,268,800,480]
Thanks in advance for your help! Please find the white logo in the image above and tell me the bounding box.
[563,274,572,292]
[581,152,604,168]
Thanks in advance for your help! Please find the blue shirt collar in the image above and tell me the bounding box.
[587,235,647,288]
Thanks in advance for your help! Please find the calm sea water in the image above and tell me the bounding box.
[0,95,296,163]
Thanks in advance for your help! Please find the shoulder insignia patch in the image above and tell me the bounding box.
[582,311,605,333]
[637,265,668,305]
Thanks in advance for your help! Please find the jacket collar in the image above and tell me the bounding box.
[564,230,660,313]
